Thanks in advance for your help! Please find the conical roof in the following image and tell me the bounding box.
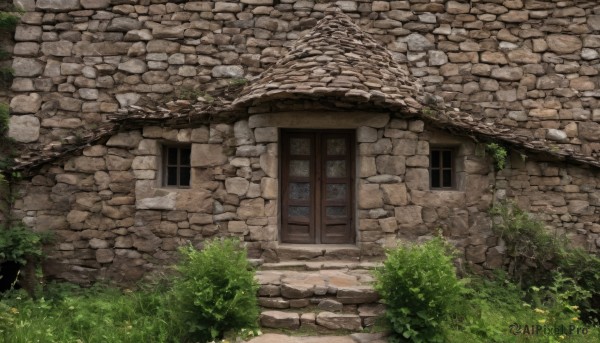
[232,10,423,113]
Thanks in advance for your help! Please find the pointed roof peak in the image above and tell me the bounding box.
[233,10,423,113]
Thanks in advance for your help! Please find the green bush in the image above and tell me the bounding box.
[374,237,465,343]
[490,201,564,284]
[169,239,260,342]
[0,224,49,265]
[558,249,600,322]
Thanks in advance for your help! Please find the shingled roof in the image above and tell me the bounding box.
[232,10,423,113]
[7,11,600,174]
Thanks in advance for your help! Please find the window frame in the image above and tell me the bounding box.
[429,147,457,190]
[161,144,192,188]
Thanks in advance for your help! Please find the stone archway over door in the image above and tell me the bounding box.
[280,130,355,244]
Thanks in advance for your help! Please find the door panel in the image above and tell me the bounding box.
[320,133,354,244]
[281,133,316,243]
[281,130,355,244]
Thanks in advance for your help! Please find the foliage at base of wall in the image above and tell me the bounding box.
[490,201,600,323]
[374,237,466,343]
[374,236,600,343]
[169,239,260,342]
[0,238,261,343]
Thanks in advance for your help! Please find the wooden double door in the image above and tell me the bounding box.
[281,130,355,244]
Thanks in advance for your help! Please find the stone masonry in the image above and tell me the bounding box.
[7,0,600,161]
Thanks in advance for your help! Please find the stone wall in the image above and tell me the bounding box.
[12,109,600,283]
[7,0,600,158]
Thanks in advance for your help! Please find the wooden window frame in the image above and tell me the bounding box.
[162,144,191,188]
[430,147,456,190]
[280,129,355,244]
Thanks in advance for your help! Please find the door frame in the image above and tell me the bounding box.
[279,129,356,244]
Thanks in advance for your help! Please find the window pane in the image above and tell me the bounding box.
[180,148,191,166]
[180,167,190,186]
[443,170,452,187]
[167,148,178,165]
[289,182,310,200]
[327,138,346,155]
[290,137,310,155]
[326,160,346,178]
[167,166,178,185]
[442,150,452,168]
[289,206,309,217]
[431,150,440,168]
[431,169,440,188]
[326,206,346,218]
[326,184,347,200]
[289,160,310,177]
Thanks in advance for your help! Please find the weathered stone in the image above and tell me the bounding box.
[358,184,383,209]
[547,35,583,54]
[12,57,44,77]
[375,155,405,175]
[212,65,244,78]
[395,206,423,226]
[337,287,379,304]
[381,183,408,205]
[81,0,110,9]
[8,115,40,143]
[36,0,80,11]
[260,311,299,329]
[405,33,434,51]
[191,144,228,167]
[118,59,147,74]
[490,67,523,81]
[15,25,42,41]
[136,194,176,210]
[316,312,362,331]
[107,132,143,149]
[107,17,142,32]
[357,126,378,143]
[226,177,250,196]
[10,93,42,114]
[41,41,73,56]
[261,178,277,199]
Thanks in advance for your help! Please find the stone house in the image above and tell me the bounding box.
[4,0,600,285]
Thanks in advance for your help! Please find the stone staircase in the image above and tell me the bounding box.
[255,245,385,333]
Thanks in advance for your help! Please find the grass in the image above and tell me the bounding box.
[0,283,176,343]
[2,274,597,343]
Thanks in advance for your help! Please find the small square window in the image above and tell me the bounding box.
[163,145,191,187]
[430,148,455,189]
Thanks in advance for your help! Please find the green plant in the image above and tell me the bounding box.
[490,201,564,284]
[485,142,508,170]
[0,102,9,133]
[558,249,600,323]
[0,224,50,265]
[0,11,20,32]
[169,239,260,342]
[229,77,248,86]
[374,237,465,343]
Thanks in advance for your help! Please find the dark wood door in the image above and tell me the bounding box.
[281,130,355,244]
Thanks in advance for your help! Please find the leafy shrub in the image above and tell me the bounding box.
[169,239,259,342]
[490,201,564,284]
[558,249,600,322]
[374,237,465,343]
[0,103,8,133]
[0,224,49,265]
[485,142,508,170]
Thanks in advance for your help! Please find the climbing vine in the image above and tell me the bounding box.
[485,142,508,171]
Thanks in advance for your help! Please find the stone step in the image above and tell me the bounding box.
[260,309,384,332]
[274,244,377,262]
[259,260,382,271]
[255,268,384,332]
